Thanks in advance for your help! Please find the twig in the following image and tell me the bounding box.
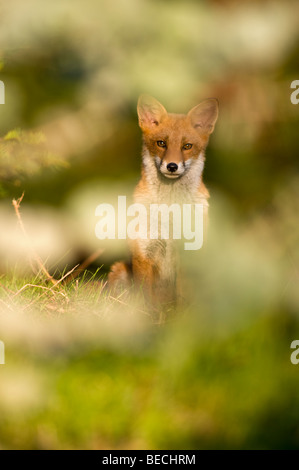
[21,264,80,311]
[0,281,16,296]
[12,193,104,301]
[50,264,80,288]
[13,283,68,299]
[12,193,57,285]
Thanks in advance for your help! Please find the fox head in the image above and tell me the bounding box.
[137,94,218,180]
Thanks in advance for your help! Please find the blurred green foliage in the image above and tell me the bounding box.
[0,0,298,210]
[0,129,66,197]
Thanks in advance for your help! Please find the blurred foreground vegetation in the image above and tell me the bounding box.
[0,0,299,450]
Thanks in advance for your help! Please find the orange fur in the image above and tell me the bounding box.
[109,95,219,307]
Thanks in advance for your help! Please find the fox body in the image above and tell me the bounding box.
[108,95,219,305]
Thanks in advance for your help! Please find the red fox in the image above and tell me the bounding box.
[108,94,219,306]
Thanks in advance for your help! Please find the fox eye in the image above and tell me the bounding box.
[157,140,167,148]
[182,143,193,150]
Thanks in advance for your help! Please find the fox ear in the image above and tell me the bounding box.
[188,98,219,135]
[137,95,167,130]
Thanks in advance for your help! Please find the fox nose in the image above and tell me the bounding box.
[167,162,178,173]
